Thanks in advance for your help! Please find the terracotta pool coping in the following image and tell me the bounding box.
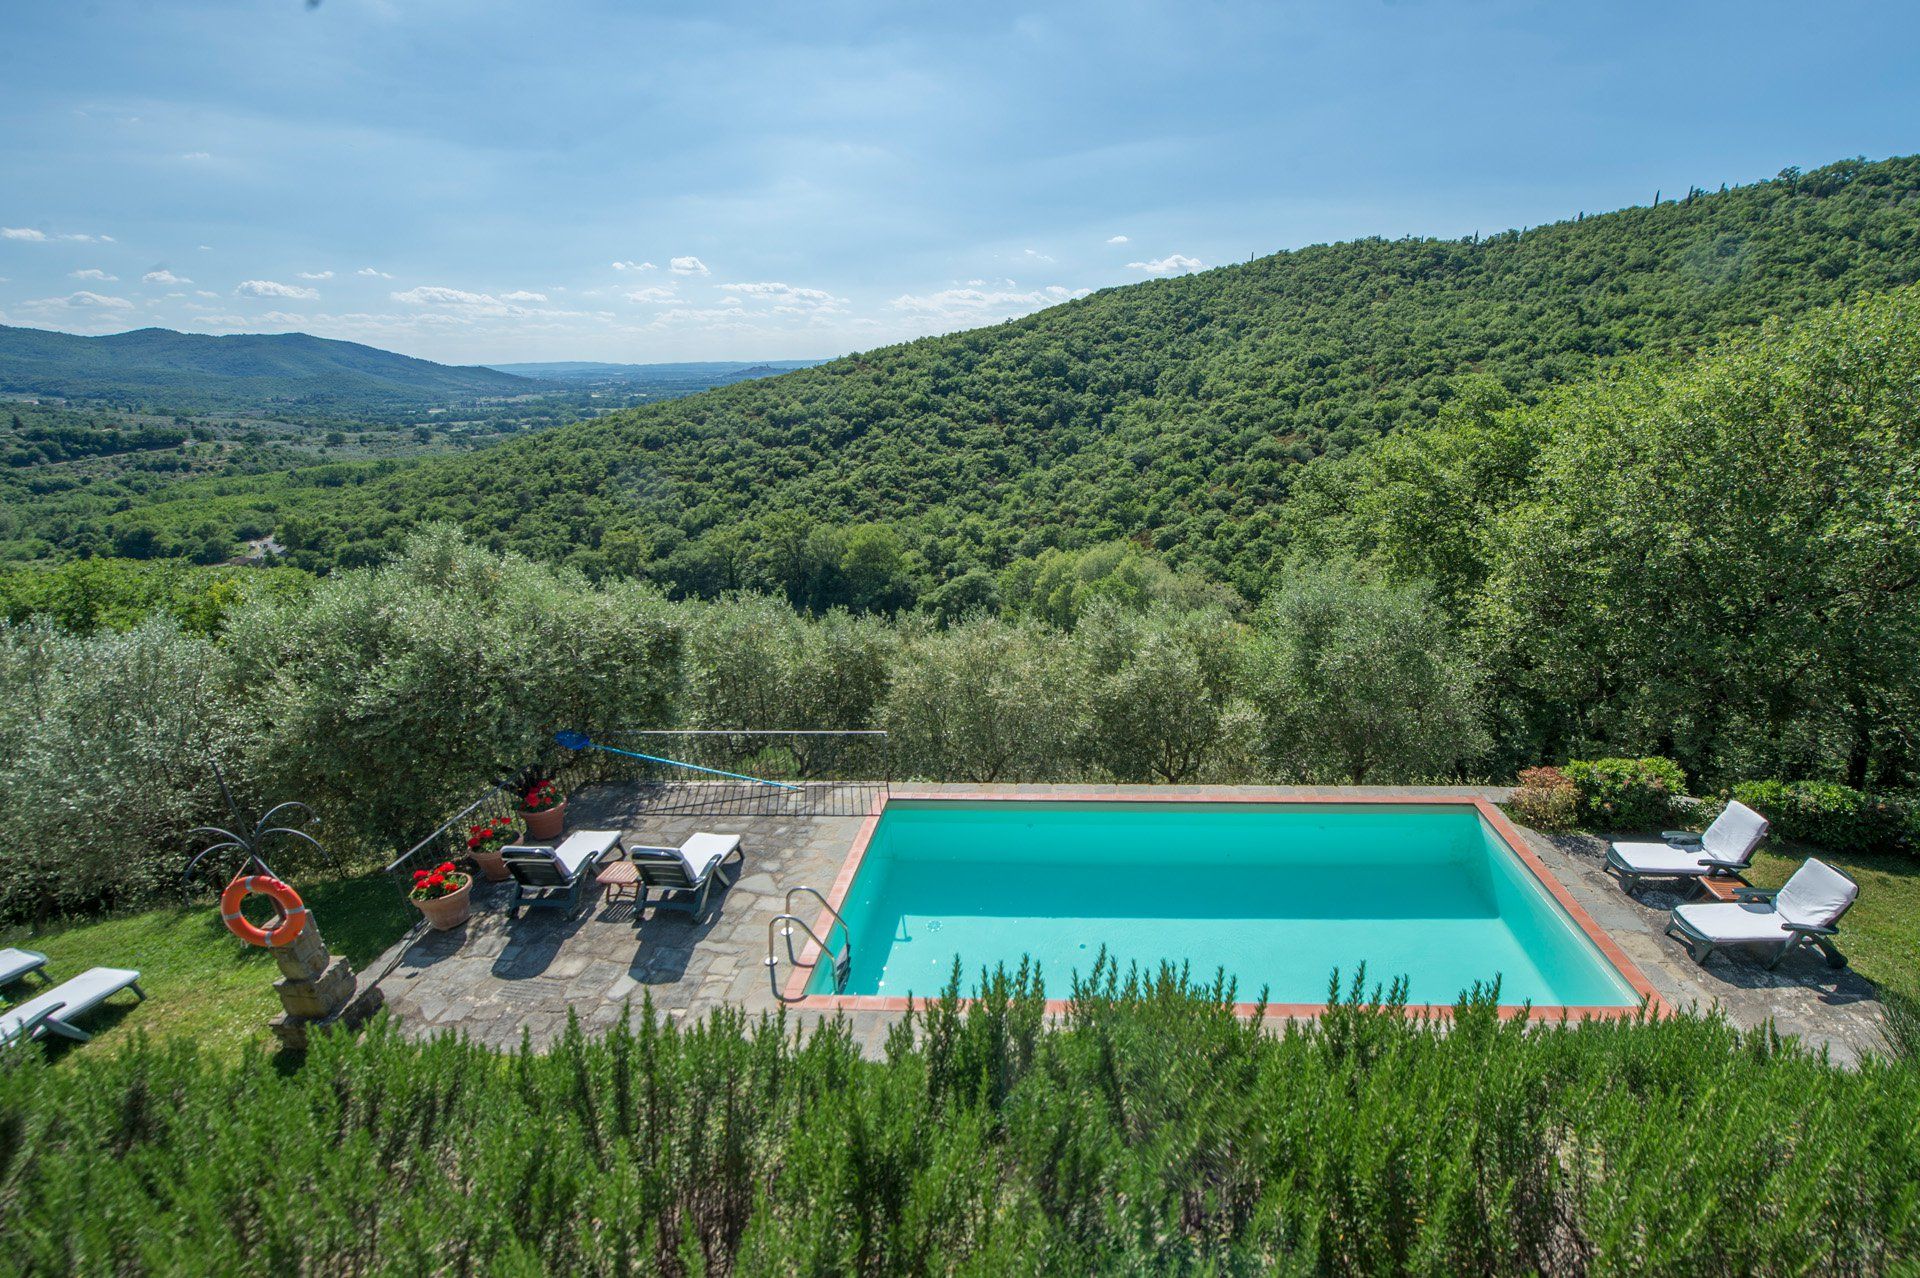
[782,790,1666,1020]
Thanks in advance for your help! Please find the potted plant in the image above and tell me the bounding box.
[464,816,520,882]
[410,860,472,930]
[518,771,567,841]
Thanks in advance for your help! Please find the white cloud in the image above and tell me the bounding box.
[500,290,547,302]
[196,290,219,298]
[180,151,212,161]
[236,279,320,299]
[624,286,677,304]
[890,283,1090,321]
[298,270,334,280]
[143,269,190,285]
[669,256,710,276]
[197,244,213,251]
[1022,248,1055,263]
[612,260,656,272]
[25,290,135,310]
[1106,235,1130,245]
[1126,253,1203,276]
[356,266,393,278]
[71,268,118,281]
[3,226,107,243]
[719,281,846,310]
[393,285,499,308]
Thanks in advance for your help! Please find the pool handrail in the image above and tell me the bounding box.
[765,885,853,1000]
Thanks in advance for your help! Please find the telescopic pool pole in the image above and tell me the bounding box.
[554,730,802,792]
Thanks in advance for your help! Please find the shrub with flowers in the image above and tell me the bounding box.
[1563,757,1687,830]
[410,861,469,901]
[520,778,564,813]
[1507,765,1579,832]
[465,816,518,857]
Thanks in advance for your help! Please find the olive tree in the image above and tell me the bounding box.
[222,526,683,856]
[1242,565,1486,783]
[680,595,897,774]
[1070,603,1241,783]
[882,614,1082,782]
[0,617,241,921]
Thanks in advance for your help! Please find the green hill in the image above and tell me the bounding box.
[41,156,1920,602]
[0,324,543,411]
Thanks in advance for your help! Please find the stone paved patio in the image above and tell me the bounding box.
[368,783,1893,1063]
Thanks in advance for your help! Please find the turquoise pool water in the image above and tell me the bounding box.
[807,801,1637,1007]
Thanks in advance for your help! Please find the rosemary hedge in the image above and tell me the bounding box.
[3,966,1916,1276]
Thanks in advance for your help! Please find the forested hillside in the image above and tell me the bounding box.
[10,282,1920,924]
[113,155,1920,606]
[0,324,541,411]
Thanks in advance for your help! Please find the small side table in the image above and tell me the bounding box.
[596,859,640,906]
[1698,874,1750,903]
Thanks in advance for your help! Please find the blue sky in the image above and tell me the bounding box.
[1,0,1915,364]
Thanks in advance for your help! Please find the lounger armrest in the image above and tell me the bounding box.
[1662,830,1702,845]
[1698,854,1749,869]
[1732,886,1776,903]
[13,1001,66,1041]
[1785,923,1840,937]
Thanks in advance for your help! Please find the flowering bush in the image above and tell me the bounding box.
[409,861,468,901]
[520,778,564,813]
[1507,765,1579,832]
[464,817,518,857]
[1563,757,1687,830]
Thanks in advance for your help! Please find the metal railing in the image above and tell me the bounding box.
[596,729,889,818]
[380,754,597,898]
[380,730,889,901]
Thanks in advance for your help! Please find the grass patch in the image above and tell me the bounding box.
[0,872,412,1060]
[1745,843,1920,1001]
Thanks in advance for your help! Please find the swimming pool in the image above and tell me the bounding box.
[797,797,1649,1012]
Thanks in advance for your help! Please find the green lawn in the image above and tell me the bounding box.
[1,873,414,1061]
[1744,842,1920,1002]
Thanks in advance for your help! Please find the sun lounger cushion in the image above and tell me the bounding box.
[1773,857,1856,929]
[679,833,740,881]
[551,830,621,878]
[1609,842,1721,875]
[1669,901,1796,944]
[1701,800,1769,862]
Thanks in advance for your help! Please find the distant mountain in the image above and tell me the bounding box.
[0,325,544,411]
[487,359,823,386]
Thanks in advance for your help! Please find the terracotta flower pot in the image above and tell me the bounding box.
[522,800,567,842]
[471,848,511,882]
[413,879,473,930]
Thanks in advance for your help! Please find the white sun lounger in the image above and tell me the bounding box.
[0,966,145,1046]
[0,947,50,987]
[1606,800,1769,889]
[628,833,744,923]
[1665,858,1857,969]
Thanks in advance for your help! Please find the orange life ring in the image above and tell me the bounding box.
[221,874,308,948]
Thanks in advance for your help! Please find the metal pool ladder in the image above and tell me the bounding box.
[766,885,852,1001]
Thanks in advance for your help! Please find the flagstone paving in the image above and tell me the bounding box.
[367,783,1894,1063]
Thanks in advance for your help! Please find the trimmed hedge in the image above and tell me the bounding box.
[1730,779,1916,858]
[3,968,1918,1275]
[1563,756,1687,830]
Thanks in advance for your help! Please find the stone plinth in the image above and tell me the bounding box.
[265,915,376,1053]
